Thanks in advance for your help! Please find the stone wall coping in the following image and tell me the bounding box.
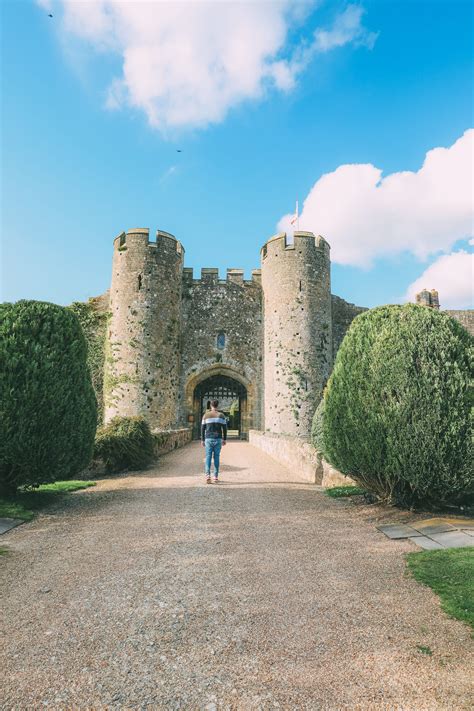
[126,227,150,235]
[152,427,192,434]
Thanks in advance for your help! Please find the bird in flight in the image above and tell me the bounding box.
[176,149,182,153]
[48,14,53,17]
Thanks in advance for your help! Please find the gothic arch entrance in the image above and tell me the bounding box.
[192,374,248,440]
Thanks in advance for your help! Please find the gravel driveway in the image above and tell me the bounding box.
[1,441,472,710]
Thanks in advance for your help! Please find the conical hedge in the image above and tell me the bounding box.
[323,304,473,507]
[0,300,97,493]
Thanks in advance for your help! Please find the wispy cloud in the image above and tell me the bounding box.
[313,5,378,52]
[36,2,377,132]
[159,164,178,185]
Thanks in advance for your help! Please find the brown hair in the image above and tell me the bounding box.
[211,399,219,408]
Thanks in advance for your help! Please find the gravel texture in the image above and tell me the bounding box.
[1,441,472,710]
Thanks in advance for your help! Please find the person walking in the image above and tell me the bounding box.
[201,399,227,483]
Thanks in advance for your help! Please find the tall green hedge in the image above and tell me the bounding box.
[323,304,473,507]
[0,301,97,493]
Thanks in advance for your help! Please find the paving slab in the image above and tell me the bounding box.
[442,517,474,529]
[462,529,474,537]
[0,518,25,535]
[410,523,456,536]
[409,536,444,550]
[377,523,422,539]
[427,531,474,549]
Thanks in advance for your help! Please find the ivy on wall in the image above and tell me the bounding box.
[68,298,109,425]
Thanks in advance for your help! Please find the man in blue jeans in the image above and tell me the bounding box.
[201,399,227,483]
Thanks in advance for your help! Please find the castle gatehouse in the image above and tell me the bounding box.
[104,228,366,440]
[102,228,472,443]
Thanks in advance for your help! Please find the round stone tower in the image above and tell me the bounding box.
[104,228,184,430]
[261,231,332,438]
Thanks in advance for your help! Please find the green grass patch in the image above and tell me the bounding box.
[407,547,474,629]
[325,485,367,498]
[416,645,433,655]
[0,547,10,556]
[0,481,96,521]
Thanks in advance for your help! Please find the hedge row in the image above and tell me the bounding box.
[0,301,97,494]
[314,304,473,508]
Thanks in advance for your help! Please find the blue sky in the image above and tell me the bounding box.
[1,0,473,309]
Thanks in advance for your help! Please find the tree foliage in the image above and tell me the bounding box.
[323,304,473,507]
[0,301,97,493]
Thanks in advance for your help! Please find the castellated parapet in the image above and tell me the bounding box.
[105,228,184,429]
[261,232,332,437]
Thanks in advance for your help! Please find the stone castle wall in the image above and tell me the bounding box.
[331,295,368,362]
[261,232,332,439]
[180,268,263,433]
[444,309,474,336]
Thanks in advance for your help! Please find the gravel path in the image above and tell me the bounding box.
[1,442,472,710]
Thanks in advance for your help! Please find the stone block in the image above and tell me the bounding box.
[0,518,24,535]
[426,531,474,548]
[409,536,444,550]
[377,524,423,539]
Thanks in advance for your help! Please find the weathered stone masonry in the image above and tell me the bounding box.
[101,227,473,441]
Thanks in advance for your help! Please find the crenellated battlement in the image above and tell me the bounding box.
[182,266,261,287]
[260,231,330,259]
[113,228,184,257]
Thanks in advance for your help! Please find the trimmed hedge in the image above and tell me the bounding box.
[323,304,473,507]
[0,301,97,494]
[94,416,154,473]
[311,398,326,455]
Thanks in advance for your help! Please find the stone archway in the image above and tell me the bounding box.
[184,365,255,440]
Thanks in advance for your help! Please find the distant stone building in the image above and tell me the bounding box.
[416,288,440,309]
[100,228,473,440]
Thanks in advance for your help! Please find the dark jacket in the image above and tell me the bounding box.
[201,410,227,442]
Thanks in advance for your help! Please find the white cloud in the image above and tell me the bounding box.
[38,1,376,131]
[279,129,474,267]
[405,250,473,310]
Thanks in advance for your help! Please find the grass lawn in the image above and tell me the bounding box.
[325,485,366,498]
[407,547,474,629]
[0,481,96,521]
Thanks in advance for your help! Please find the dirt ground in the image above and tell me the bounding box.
[1,441,472,710]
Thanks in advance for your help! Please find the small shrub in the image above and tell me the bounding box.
[94,416,154,473]
[0,301,97,494]
[323,304,473,508]
[311,398,326,454]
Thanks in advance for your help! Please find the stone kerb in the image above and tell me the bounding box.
[249,430,355,487]
[249,430,323,484]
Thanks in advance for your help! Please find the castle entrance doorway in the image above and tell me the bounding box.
[193,375,247,440]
